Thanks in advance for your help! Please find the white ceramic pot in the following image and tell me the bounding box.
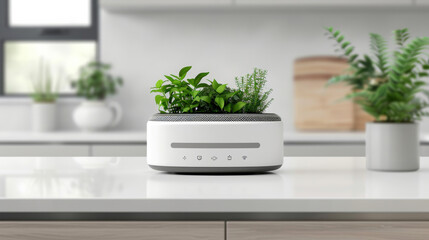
[32,102,56,132]
[73,100,122,132]
[366,122,419,172]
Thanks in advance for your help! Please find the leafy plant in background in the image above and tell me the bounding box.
[31,59,58,103]
[325,27,429,123]
[71,62,123,100]
[235,68,273,113]
[151,66,246,113]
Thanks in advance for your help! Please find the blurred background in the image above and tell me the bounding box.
[0,0,428,157]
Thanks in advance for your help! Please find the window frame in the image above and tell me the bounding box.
[0,0,99,97]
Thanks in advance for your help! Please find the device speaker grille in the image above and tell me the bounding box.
[150,113,281,122]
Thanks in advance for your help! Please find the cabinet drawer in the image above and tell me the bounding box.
[228,221,429,240]
[91,144,146,156]
[0,221,224,240]
[0,144,89,156]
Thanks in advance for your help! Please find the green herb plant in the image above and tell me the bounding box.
[71,62,123,100]
[151,66,246,114]
[31,59,58,103]
[235,68,273,113]
[325,27,429,123]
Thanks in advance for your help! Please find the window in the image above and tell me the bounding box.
[0,0,98,95]
[5,41,97,93]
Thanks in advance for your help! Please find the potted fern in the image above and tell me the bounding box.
[147,66,283,173]
[31,60,58,132]
[71,62,123,132]
[325,27,429,171]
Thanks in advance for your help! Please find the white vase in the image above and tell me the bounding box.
[73,100,122,132]
[366,122,419,172]
[32,102,56,132]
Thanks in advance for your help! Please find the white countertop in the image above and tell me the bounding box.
[1,156,429,213]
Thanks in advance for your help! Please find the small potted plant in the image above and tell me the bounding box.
[31,59,58,132]
[71,62,123,132]
[325,27,429,171]
[147,66,283,173]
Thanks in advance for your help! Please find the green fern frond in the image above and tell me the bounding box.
[325,27,358,64]
[394,28,410,47]
[370,33,389,76]
[326,75,353,86]
[390,37,429,80]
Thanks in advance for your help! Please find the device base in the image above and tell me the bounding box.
[149,164,282,174]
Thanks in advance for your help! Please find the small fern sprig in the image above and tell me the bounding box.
[395,28,410,47]
[325,27,374,90]
[325,27,358,64]
[370,33,389,77]
[389,36,429,83]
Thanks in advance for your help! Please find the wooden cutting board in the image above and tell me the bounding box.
[294,56,354,131]
[353,100,375,131]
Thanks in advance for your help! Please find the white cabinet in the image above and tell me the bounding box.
[91,144,146,156]
[101,0,232,11]
[101,0,414,10]
[0,145,89,157]
[285,144,429,157]
[285,144,365,156]
[0,132,147,157]
[416,0,429,5]
[0,144,147,157]
[235,0,413,6]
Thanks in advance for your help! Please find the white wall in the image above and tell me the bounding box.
[0,8,429,132]
[100,8,429,132]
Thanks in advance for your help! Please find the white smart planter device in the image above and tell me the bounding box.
[366,122,419,172]
[147,113,284,173]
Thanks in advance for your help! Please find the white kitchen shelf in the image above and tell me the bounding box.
[0,131,428,144]
[236,0,413,7]
[0,131,146,143]
[101,0,231,11]
[101,0,420,11]
[284,131,365,143]
[0,131,367,144]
